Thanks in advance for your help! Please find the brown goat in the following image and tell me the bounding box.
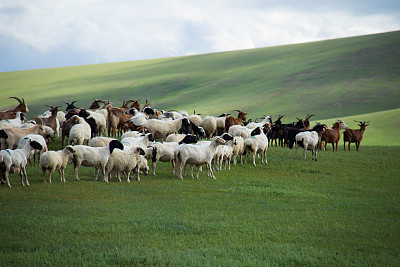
[224,110,248,133]
[343,120,369,151]
[320,120,348,151]
[106,106,132,137]
[35,105,60,134]
[0,97,29,120]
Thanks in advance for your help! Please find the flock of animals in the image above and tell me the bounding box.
[0,97,369,188]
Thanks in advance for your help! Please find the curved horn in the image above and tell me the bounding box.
[306,114,315,120]
[9,97,23,104]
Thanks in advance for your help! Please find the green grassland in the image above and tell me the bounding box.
[1,139,399,266]
[1,31,400,145]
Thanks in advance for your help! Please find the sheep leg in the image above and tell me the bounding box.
[151,161,157,176]
[178,159,186,179]
[73,162,81,181]
[101,166,107,183]
[303,148,307,160]
[252,152,256,166]
[171,161,175,175]
[196,165,201,179]
[206,162,216,180]
[42,168,47,183]
[5,168,11,188]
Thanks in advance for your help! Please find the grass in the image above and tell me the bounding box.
[1,138,399,266]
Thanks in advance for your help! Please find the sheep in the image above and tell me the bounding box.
[295,124,327,161]
[65,140,124,182]
[136,156,149,181]
[150,134,199,176]
[0,125,49,150]
[343,120,369,151]
[68,115,91,146]
[39,148,72,183]
[159,111,184,120]
[105,146,146,182]
[0,112,25,128]
[234,126,252,140]
[142,117,191,140]
[216,116,227,135]
[189,113,203,127]
[165,133,188,143]
[174,137,226,180]
[121,130,143,139]
[232,136,245,165]
[89,137,117,147]
[121,133,155,151]
[244,127,269,166]
[17,134,48,166]
[202,116,217,139]
[0,97,29,120]
[214,134,237,171]
[0,140,42,188]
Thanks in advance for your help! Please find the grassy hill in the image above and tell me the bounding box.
[1,31,399,145]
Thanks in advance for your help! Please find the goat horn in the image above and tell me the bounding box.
[9,97,23,104]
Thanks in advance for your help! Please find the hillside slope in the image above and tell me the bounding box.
[1,31,399,145]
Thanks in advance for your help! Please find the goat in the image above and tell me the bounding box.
[35,105,60,137]
[320,120,348,151]
[107,106,132,137]
[224,110,247,133]
[0,125,48,150]
[343,120,369,151]
[0,97,29,120]
[0,140,42,187]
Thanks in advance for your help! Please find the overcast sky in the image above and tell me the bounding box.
[1,0,399,72]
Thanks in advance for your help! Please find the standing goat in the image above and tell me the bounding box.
[343,120,369,151]
[320,120,348,151]
[0,97,29,120]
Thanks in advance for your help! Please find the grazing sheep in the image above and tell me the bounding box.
[39,148,72,183]
[0,140,42,188]
[66,140,124,182]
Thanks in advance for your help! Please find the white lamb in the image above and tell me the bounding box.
[39,148,72,183]
[0,140,43,187]
[68,115,91,145]
[121,130,142,139]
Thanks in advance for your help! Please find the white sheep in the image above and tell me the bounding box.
[17,134,48,166]
[89,137,117,147]
[246,116,272,129]
[68,115,91,146]
[165,133,187,143]
[189,114,203,127]
[234,126,252,140]
[39,148,72,183]
[121,133,155,151]
[232,136,245,165]
[87,110,107,136]
[121,130,142,139]
[295,131,320,161]
[0,140,43,187]
[65,140,124,182]
[142,117,190,140]
[202,116,217,139]
[105,146,146,182]
[244,127,269,166]
[174,137,226,180]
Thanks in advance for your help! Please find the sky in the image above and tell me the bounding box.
[0,0,399,72]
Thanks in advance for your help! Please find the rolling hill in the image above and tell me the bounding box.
[1,31,399,145]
